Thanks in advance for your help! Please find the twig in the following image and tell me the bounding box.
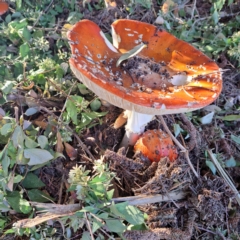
[158,116,199,178]
[14,203,81,228]
[58,81,77,124]
[195,225,226,240]
[32,0,54,28]
[158,177,180,208]
[112,191,186,205]
[189,16,209,34]
[85,212,95,240]
[14,106,19,124]
[14,191,186,229]
[38,106,95,161]
[180,113,198,152]
[99,227,115,240]
[190,0,197,20]
[57,175,64,204]
[69,129,95,162]
[207,149,240,206]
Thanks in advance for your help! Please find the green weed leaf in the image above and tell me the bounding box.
[212,10,219,24]
[78,113,92,129]
[1,153,10,177]
[6,191,32,214]
[28,189,53,202]
[200,112,214,125]
[12,125,25,148]
[19,27,31,41]
[1,123,13,136]
[90,99,101,111]
[19,43,30,58]
[78,84,90,95]
[116,42,147,67]
[173,123,183,137]
[231,134,240,144]
[67,12,83,24]
[16,0,22,10]
[81,231,91,240]
[92,219,103,233]
[80,206,97,213]
[19,198,32,214]
[206,160,216,175]
[25,107,39,116]
[25,136,38,149]
[21,173,45,189]
[106,219,126,233]
[114,202,145,225]
[225,156,236,168]
[13,175,23,183]
[37,135,48,149]
[1,81,14,95]
[128,223,148,231]
[219,115,240,121]
[24,148,53,165]
[66,99,78,125]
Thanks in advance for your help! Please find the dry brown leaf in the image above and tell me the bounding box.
[14,204,81,228]
[7,172,15,191]
[62,23,73,38]
[162,0,176,14]
[28,89,38,98]
[55,131,64,153]
[21,82,34,90]
[98,131,103,142]
[64,142,77,160]
[33,120,48,130]
[113,111,128,129]
[104,0,117,8]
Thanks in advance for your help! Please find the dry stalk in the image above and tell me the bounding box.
[112,191,186,205]
[85,212,95,240]
[14,203,81,228]
[207,149,240,206]
[123,209,197,240]
[158,115,199,178]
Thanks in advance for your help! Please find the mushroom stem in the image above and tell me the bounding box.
[119,110,155,147]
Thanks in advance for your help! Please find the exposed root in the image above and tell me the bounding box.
[180,113,201,153]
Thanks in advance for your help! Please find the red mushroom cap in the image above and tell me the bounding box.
[0,1,8,15]
[68,19,222,115]
[134,129,178,162]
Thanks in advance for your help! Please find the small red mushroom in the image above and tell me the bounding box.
[134,129,178,162]
[0,1,8,16]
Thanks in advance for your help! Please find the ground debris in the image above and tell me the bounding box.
[104,149,149,171]
[123,210,197,240]
[189,176,235,229]
[134,157,189,195]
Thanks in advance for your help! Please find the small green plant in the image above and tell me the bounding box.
[158,0,240,66]
[65,159,146,238]
[11,158,146,239]
[227,31,240,66]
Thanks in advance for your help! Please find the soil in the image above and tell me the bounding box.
[2,0,240,239]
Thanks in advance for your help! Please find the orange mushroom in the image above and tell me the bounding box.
[134,129,178,162]
[0,1,8,16]
[67,19,222,146]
